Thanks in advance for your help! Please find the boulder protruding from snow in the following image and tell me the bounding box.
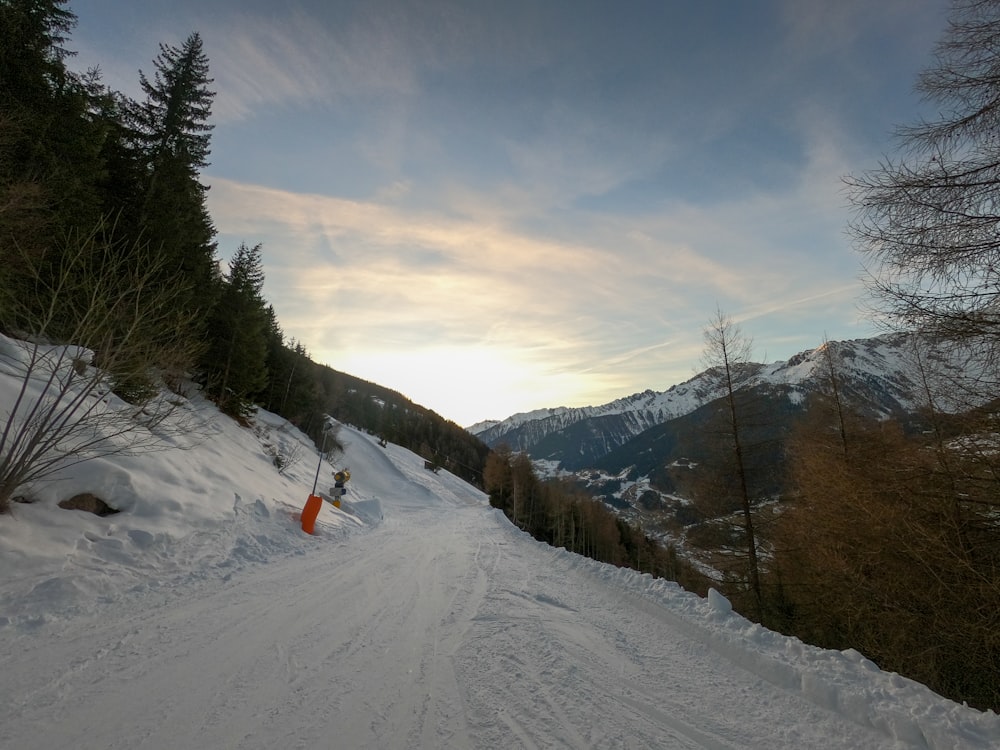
[58,493,119,516]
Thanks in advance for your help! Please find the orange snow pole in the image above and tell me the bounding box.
[301,493,323,534]
[302,426,334,535]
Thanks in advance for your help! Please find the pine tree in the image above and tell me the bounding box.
[202,243,269,418]
[262,310,319,424]
[131,32,217,323]
[0,0,76,111]
[0,0,102,238]
[134,32,213,179]
[1,0,112,330]
[89,86,146,245]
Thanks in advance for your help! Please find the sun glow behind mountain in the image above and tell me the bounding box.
[339,345,597,427]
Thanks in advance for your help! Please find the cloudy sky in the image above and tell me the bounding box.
[69,0,948,426]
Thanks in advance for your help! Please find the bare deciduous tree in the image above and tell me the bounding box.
[839,3,1000,706]
[0,218,203,513]
[699,308,764,619]
[776,407,1000,710]
[847,0,1000,379]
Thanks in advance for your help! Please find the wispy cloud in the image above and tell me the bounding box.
[208,158,875,419]
[208,177,613,349]
[205,9,419,123]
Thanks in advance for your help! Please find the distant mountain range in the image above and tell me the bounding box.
[468,333,957,475]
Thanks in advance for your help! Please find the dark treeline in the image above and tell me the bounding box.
[0,1,488,486]
[483,445,710,596]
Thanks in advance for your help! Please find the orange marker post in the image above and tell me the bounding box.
[302,428,333,535]
[301,493,323,534]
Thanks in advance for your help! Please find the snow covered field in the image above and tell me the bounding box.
[1,386,998,748]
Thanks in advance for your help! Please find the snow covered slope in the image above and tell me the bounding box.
[1,392,997,747]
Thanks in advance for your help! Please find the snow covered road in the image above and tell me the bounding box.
[2,424,998,749]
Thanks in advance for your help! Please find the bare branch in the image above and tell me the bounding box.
[0,217,207,512]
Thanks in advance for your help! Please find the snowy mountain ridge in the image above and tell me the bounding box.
[470,333,940,464]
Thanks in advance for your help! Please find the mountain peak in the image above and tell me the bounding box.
[470,333,955,469]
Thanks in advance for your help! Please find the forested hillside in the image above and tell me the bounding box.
[0,0,488,490]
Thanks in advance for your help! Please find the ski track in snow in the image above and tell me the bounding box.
[2,424,998,749]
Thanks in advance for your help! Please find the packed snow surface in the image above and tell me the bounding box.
[1,399,998,748]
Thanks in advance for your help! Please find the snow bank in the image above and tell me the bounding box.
[486,512,1000,748]
[0,346,359,627]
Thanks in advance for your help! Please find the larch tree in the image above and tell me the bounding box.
[699,308,764,620]
[848,0,1000,379]
[842,0,1000,707]
[483,443,514,516]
